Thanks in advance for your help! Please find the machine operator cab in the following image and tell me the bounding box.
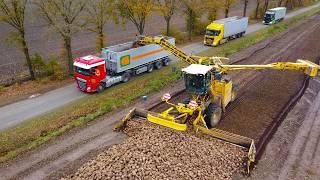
[182,64,213,96]
[73,55,106,92]
[263,11,276,24]
[182,64,236,111]
[204,23,223,46]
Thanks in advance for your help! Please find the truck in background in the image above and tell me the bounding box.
[204,16,248,46]
[263,7,286,25]
[73,35,175,93]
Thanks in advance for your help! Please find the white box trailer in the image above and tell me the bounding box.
[263,7,286,25]
[204,16,248,46]
[102,36,175,75]
[215,16,249,38]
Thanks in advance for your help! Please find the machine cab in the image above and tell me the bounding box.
[73,55,106,92]
[263,11,275,24]
[204,23,223,46]
[182,64,213,95]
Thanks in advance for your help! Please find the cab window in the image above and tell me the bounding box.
[206,30,221,36]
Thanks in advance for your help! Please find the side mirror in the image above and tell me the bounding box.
[162,93,171,101]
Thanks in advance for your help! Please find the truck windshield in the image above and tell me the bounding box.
[206,30,220,36]
[264,13,275,21]
[74,66,91,76]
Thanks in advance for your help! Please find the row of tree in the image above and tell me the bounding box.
[0,0,316,80]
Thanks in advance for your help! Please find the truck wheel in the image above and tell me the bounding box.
[96,83,105,93]
[154,61,163,69]
[147,64,154,73]
[121,71,131,82]
[163,58,169,66]
[205,103,222,128]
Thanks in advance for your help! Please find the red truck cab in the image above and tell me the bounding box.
[73,55,106,92]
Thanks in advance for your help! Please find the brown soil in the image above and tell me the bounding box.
[247,73,320,180]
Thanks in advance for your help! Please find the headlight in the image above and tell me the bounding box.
[87,87,91,92]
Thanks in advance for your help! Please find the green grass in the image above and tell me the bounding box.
[1,5,320,164]
[199,6,320,57]
[0,64,182,163]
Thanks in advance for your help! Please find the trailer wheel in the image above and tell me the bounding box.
[96,83,105,93]
[163,58,169,66]
[155,61,163,69]
[205,103,222,128]
[147,64,154,73]
[121,71,131,82]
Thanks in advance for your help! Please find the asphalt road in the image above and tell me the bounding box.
[0,3,319,131]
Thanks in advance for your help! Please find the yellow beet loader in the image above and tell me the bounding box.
[114,36,320,173]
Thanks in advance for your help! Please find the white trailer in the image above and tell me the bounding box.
[204,16,248,46]
[263,7,287,25]
[102,35,175,75]
[215,16,248,38]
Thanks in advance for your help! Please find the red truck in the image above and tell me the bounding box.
[73,36,175,92]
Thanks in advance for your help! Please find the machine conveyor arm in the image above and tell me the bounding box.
[216,59,320,77]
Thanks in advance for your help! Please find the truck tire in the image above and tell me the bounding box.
[154,61,163,69]
[205,103,222,128]
[121,71,131,83]
[96,83,105,93]
[163,58,169,66]
[147,64,154,73]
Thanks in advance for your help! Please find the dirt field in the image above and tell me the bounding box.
[247,74,320,180]
[0,11,319,180]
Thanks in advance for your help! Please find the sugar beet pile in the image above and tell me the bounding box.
[65,119,246,180]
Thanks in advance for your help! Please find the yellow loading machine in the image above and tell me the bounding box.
[114,36,320,173]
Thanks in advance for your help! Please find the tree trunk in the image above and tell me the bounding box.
[255,0,260,19]
[21,33,35,80]
[64,36,73,74]
[225,7,229,18]
[96,30,104,52]
[165,18,171,36]
[264,0,269,12]
[138,23,144,35]
[243,0,248,17]
[188,9,193,40]
[278,0,284,6]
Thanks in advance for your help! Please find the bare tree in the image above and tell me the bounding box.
[84,0,117,52]
[278,0,285,6]
[156,0,176,36]
[205,0,221,21]
[224,0,236,18]
[116,0,155,35]
[0,0,35,79]
[255,0,261,19]
[34,0,87,73]
[243,0,249,17]
[181,0,203,40]
[264,0,269,12]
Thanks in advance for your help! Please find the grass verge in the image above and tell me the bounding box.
[0,6,320,164]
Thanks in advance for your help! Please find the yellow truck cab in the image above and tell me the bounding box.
[204,16,248,46]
